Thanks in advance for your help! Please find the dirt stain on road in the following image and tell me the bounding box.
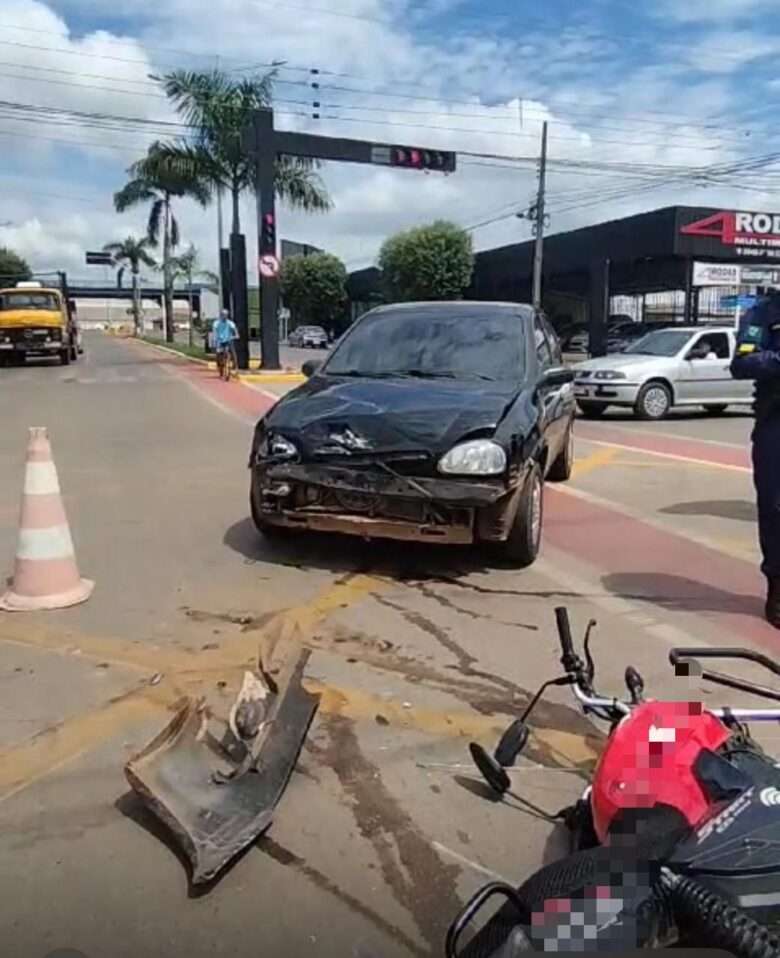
[315,714,463,953]
[261,837,426,958]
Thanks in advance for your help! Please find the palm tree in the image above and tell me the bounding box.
[152,69,331,236]
[114,143,210,342]
[170,244,214,346]
[103,237,157,336]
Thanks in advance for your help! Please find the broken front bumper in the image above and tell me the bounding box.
[252,461,514,546]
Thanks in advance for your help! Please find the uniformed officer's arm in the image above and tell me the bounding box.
[731,307,780,381]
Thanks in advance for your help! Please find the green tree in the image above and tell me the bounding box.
[378,220,474,302]
[0,247,31,285]
[152,69,331,235]
[170,244,214,345]
[103,237,157,335]
[280,253,348,332]
[114,143,210,342]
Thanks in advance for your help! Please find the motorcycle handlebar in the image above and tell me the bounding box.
[554,607,576,662]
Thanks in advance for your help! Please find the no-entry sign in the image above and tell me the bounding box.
[259,254,280,278]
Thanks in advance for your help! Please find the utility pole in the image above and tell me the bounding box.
[532,121,548,311]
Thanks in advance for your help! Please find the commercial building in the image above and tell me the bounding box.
[347,205,780,355]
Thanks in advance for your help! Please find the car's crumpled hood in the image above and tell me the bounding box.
[264,375,522,456]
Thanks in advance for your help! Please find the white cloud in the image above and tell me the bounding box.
[655,0,776,22]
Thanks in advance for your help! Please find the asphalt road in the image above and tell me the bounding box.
[0,333,775,958]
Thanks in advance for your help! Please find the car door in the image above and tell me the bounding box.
[676,331,733,403]
[534,311,567,461]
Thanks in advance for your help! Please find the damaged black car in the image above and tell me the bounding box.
[248,301,576,566]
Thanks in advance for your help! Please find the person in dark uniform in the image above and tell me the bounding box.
[731,289,780,627]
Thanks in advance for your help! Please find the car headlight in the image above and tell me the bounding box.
[438,440,507,476]
[268,434,298,460]
[593,370,627,380]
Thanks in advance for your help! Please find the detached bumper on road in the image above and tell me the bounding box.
[253,461,510,546]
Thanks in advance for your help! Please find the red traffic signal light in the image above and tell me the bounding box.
[390,146,455,173]
[261,212,276,252]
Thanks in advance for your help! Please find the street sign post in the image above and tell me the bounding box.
[85,251,113,266]
[259,254,280,278]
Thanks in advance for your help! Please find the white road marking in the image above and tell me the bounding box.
[431,841,513,884]
[554,483,758,565]
[578,420,747,450]
[578,436,750,473]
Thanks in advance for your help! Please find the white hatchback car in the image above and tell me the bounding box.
[573,326,753,420]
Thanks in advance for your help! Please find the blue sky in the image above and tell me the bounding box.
[1,0,779,276]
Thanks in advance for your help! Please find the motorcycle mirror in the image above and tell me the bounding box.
[494,720,530,767]
[469,742,511,795]
[625,666,645,703]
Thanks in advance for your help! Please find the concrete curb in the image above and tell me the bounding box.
[238,373,305,385]
[134,338,210,366]
[134,338,305,383]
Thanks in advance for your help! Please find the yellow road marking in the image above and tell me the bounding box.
[0,575,386,679]
[0,684,173,803]
[0,675,596,802]
[570,446,619,479]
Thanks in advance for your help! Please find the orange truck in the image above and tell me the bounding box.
[0,281,81,366]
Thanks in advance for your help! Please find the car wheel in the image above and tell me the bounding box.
[577,401,606,419]
[547,426,574,482]
[498,463,543,567]
[704,404,728,415]
[635,381,671,420]
[59,348,71,366]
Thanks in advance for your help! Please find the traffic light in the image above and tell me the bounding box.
[390,147,456,173]
[261,212,276,253]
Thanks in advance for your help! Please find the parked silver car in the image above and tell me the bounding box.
[573,326,753,420]
[288,325,328,349]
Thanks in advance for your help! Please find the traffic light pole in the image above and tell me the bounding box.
[245,108,456,371]
[252,109,280,371]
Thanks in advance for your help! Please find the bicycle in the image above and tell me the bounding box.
[216,344,237,382]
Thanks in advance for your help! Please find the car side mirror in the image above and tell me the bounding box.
[541,366,575,388]
[302,358,323,378]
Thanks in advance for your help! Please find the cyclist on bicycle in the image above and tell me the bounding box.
[213,309,239,376]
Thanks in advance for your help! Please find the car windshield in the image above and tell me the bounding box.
[324,307,526,382]
[624,329,691,357]
[0,292,59,311]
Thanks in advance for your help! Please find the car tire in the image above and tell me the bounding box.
[704,404,728,415]
[547,426,574,482]
[59,348,71,366]
[497,463,543,567]
[250,478,290,539]
[577,401,606,419]
[635,381,671,420]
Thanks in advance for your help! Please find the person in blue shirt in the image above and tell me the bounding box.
[212,309,239,374]
[731,289,780,626]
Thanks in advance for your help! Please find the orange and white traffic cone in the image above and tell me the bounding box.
[1,427,94,612]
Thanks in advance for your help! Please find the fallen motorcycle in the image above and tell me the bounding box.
[448,607,780,956]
